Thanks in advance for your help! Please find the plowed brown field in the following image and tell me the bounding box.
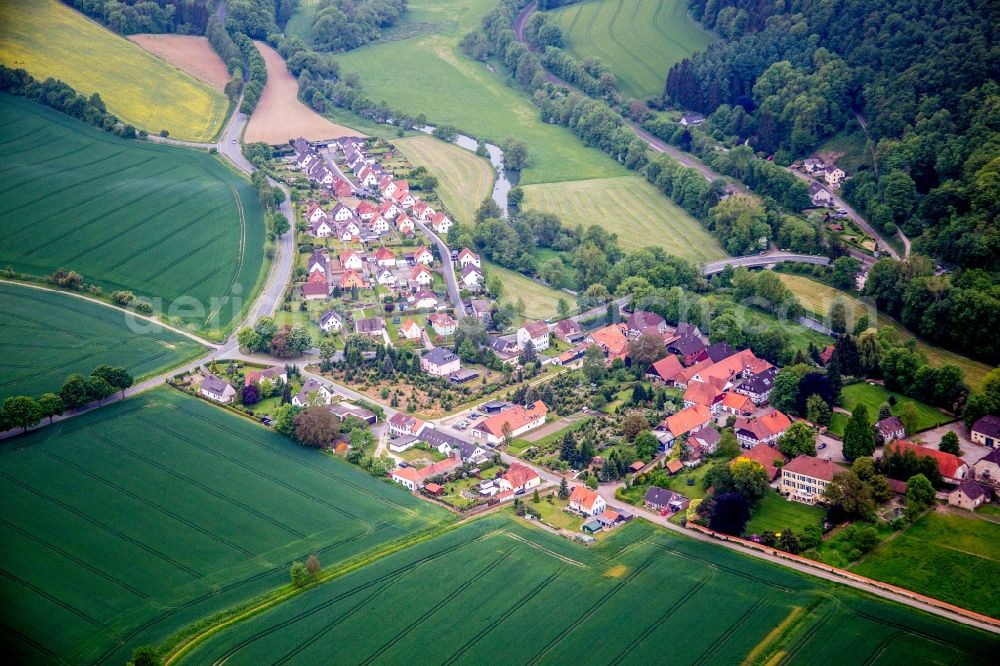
[129,34,230,91]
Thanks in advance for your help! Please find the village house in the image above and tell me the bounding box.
[245,366,287,387]
[875,416,905,443]
[428,313,457,337]
[972,415,1000,448]
[369,214,390,235]
[331,203,354,223]
[679,112,705,127]
[588,323,629,364]
[411,264,434,286]
[399,318,422,341]
[810,182,835,207]
[392,187,415,209]
[302,276,329,301]
[569,486,607,517]
[411,291,439,310]
[308,251,329,276]
[740,444,786,482]
[626,310,667,336]
[328,401,377,425]
[657,404,713,445]
[703,341,737,364]
[420,348,461,376]
[683,378,726,413]
[974,448,1000,489]
[460,265,483,289]
[413,246,434,265]
[886,441,969,484]
[374,246,396,267]
[292,378,335,407]
[472,401,548,445]
[498,462,541,493]
[553,318,585,344]
[690,427,720,455]
[517,320,550,352]
[309,217,334,238]
[457,248,481,269]
[735,410,792,448]
[719,391,755,417]
[781,455,837,504]
[825,166,846,188]
[376,268,396,286]
[469,299,492,322]
[381,200,400,220]
[340,250,363,272]
[948,480,988,510]
[390,466,423,492]
[431,212,452,235]
[319,310,342,333]
[735,366,777,404]
[389,413,426,438]
[200,373,236,404]
[667,333,707,366]
[355,317,386,338]
[490,337,520,363]
[644,487,689,513]
[646,355,684,385]
[339,270,368,290]
[555,344,588,367]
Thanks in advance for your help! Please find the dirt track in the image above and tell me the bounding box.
[129,34,230,91]
[245,41,363,144]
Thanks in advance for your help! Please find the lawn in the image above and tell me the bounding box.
[550,0,715,100]
[330,0,629,185]
[0,94,265,340]
[0,388,448,665]
[521,175,726,262]
[815,125,874,176]
[0,0,229,141]
[531,495,584,531]
[852,512,1000,618]
[395,135,494,225]
[176,514,1000,665]
[0,283,205,400]
[835,382,951,435]
[482,259,565,321]
[744,491,825,536]
[777,273,993,390]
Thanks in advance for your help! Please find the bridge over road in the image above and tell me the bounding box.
[700,252,831,276]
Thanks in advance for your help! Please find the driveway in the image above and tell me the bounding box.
[912,422,991,466]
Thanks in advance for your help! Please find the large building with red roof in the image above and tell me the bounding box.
[885,440,970,484]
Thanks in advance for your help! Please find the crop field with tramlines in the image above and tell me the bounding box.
[0,389,449,665]
[0,94,264,340]
[0,0,229,142]
[176,515,999,665]
[0,283,205,400]
[551,0,715,99]
[395,135,494,225]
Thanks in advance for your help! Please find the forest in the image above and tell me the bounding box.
[665,0,1000,273]
[62,0,216,34]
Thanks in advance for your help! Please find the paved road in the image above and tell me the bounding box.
[700,251,831,276]
[414,219,466,318]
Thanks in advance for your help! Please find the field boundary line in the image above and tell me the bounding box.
[501,530,586,567]
[0,566,117,636]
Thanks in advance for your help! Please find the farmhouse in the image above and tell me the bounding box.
[472,401,548,445]
[389,413,426,437]
[736,366,777,404]
[657,404,712,444]
[553,318,585,343]
[690,427,721,455]
[719,391,755,417]
[667,333,707,366]
[588,323,629,364]
[420,348,461,376]
[391,466,422,492]
[498,462,541,492]
[319,310,343,333]
[517,321,550,352]
[646,355,684,385]
[569,486,607,517]
[781,455,838,504]
[200,373,236,404]
[886,441,969,484]
[735,410,792,448]
[972,415,1000,448]
[974,449,1000,488]
[948,480,988,510]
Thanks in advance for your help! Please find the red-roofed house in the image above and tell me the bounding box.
[780,455,839,504]
[569,486,607,517]
[657,404,712,443]
[339,271,368,289]
[719,391,755,417]
[339,250,363,272]
[646,355,684,385]
[413,246,434,265]
[431,212,452,235]
[457,248,481,269]
[587,323,629,364]
[499,462,541,492]
[357,200,378,220]
[389,413,426,437]
[886,441,970,484]
[395,213,415,234]
[472,401,548,445]
[411,264,433,286]
[428,313,457,336]
[737,444,786,481]
[391,466,422,492]
[399,318,422,340]
[374,246,396,267]
[245,366,287,387]
[736,410,792,449]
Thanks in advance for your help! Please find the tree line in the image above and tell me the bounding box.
[1,365,133,433]
[62,0,214,35]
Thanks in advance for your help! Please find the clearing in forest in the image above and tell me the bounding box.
[245,41,361,145]
[0,0,229,141]
[0,389,448,665]
[0,94,265,340]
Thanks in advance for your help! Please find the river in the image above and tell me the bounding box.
[418,126,511,217]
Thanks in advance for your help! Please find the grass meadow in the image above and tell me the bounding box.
[777,273,993,390]
[395,135,494,225]
[836,382,951,434]
[745,491,826,536]
[520,175,726,262]
[0,94,265,339]
[0,0,229,141]
[177,514,1000,665]
[852,512,1000,619]
[483,259,565,321]
[329,0,630,185]
[0,283,205,400]
[551,0,715,99]
[0,389,448,664]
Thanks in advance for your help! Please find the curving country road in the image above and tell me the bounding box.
[700,251,831,276]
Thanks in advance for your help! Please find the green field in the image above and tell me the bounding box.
[330,0,629,185]
[521,175,726,262]
[395,135,494,225]
[0,94,265,339]
[0,0,229,141]
[0,283,205,400]
[483,259,565,320]
[0,389,447,664]
[836,382,951,434]
[778,273,993,390]
[285,0,320,46]
[745,491,826,536]
[852,512,1000,618]
[177,515,999,665]
[551,0,715,99]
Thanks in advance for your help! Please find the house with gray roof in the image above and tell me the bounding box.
[200,373,236,404]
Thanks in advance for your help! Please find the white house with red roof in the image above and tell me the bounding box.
[498,462,541,493]
[357,200,377,221]
[517,321,550,352]
[306,202,327,224]
[428,313,457,336]
[411,199,428,218]
[399,318,422,340]
[569,486,607,517]
[472,401,548,445]
[357,166,379,189]
[380,200,400,220]
[368,214,389,235]
[374,246,396,267]
[389,413,426,437]
[392,188,415,209]
[431,212,452,235]
[395,214,415,235]
[411,264,433,286]
[339,250,363,272]
[457,248,481,269]
[413,246,434,265]
[378,174,394,194]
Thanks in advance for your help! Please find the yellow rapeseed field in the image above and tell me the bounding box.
[0,0,228,141]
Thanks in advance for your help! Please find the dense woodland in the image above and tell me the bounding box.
[309,0,408,52]
[62,0,215,34]
[666,0,1000,274]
